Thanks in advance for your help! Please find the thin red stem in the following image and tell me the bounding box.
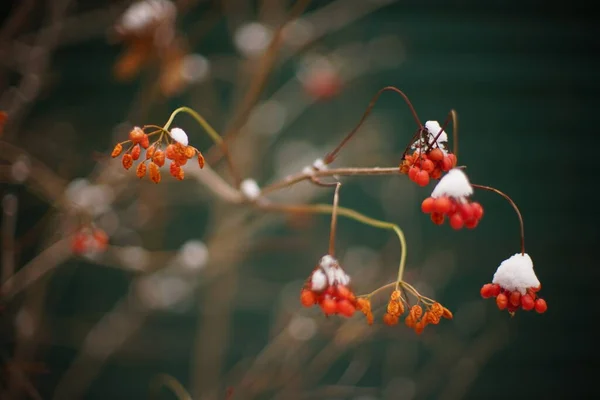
[323,86,423,165]
[472,184,525,255]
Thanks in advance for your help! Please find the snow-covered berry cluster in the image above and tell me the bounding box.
[481,253,547,314]
[421,168,484,229]
[300,255,358,317]
[111,126,204,183]
[400,121,457,187]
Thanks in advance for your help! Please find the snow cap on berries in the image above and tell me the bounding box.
[492,253,540,295]
[169,127,189,146]
[431,168,473,199]
[425,120,448,144]
[309,255,350,291]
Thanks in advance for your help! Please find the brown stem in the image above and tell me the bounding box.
[328,183,342,256]
[260,166,399,196]
[451,109,459,157]
[323,86,423,165]
[425,111,453,152]
[472,184,525,255]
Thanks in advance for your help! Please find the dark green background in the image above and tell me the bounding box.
[2,0,598,399]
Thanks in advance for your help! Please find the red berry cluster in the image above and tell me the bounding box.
[400,148,457,187]
[111,127,204,183]
[301,284,357,318]
[72,227,109,256]
[421,196,484,229]
[481,283,547,314]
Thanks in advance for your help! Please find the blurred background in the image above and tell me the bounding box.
[0,0,597,399]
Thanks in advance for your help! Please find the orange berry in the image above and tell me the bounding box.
[534,298,547,313]
[496,293,508,310]
[337,299,355,317]
[441,156,453,171]
[458,203,474,221]
[414,320,425,335]
[146,146,156,160]
[408,166,418,181]
[387,301,400,316]
[140,134,150,149]
[129,127,144,143]
[184,146,195,159]
[356,297,369,312]
[390,290,401,301]
[521,294,535,311]
[471,202,484,220]
[431,168,442,180]
[509,291,521,307]
[449,213,464,230]
[430,212,444,225]
[136,162,147,178]
[415,170,430,186]
[336,285,351,299]
[422,159,435,173]
[442,307,453,319]
[321,297,337,315]
[383,313,399,326]
[447,153,457,167]
[197,152,205,169]
[480,283,493,298]
[421,197,435,213]
[409,304,423,320]
[300,289,316,307]
[131,144,141,160]
[169,162,181,179]
[111,143,123,158]
[433,197,452,214]
[430,302,444,318]
[165,144,177,160]
[122,154,133,170]
[490,284,501,297]
[428,148,444,162]
[153,150,165,167]
[149,162,161,183]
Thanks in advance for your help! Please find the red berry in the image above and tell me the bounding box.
[471,202,484,220]
[509,291,521,307]
[521,294,535,311]
[336,285,351,300]
[449,213,464,230]
[321,297,337,315]
[129,127,145,143]
[447,153,457,167]
[428,148,444,162]
[165,144,177,160]
[490,284,501,297]
[532,284,542,292]
[534,298,547,314]
[430,212,444,225]
[300,289,316,307]
[422,159,435,173]
[431,168,442,180]
[458,203,474,220]
[415,170,430,187]
[464,218,478,229]
[496,293,508,310]
[421,197,435,213]
[337,299,355,317]
[480,284,493,298]
[441,156,453,171]
[433,197,452,214]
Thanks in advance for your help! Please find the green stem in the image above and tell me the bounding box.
[162,106,241,185]
[262,202,407,286]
